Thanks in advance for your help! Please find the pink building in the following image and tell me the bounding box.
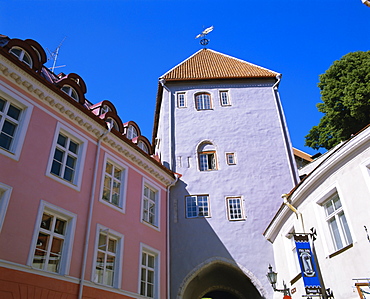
[0,35,175,299]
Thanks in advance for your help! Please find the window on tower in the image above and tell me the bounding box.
[195,93,212,110]
[197,142,217,171]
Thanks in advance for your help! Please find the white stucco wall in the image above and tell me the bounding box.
[156,78,297,298]
[266,127,370,299]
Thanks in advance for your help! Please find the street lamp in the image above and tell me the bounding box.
[266,265,291,297]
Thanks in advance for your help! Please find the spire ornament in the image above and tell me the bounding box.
[195,26,214,47]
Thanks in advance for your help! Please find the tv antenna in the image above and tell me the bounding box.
[195,26,214,47]
[47,36,67,73]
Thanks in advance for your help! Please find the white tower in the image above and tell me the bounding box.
[153,49,298,299]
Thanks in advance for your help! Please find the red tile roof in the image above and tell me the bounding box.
[161,48,279,81]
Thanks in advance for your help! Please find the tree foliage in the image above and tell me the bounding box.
[305,51,370,150]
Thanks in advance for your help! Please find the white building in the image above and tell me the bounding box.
[264,125,370,299]
[153,48,299,299]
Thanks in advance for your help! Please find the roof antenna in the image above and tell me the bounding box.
[195,26,214,47]
[47,36,67,73]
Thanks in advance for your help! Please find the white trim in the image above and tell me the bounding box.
[225,196,245,221]
[360,156,370,195]
[27,200,77,275]
[91,224,124,289]
[0,85,33,161]
[219,89,231,106]
[138,243,161,299]
[98,153,129,213]
[0,182,12,234]
[46,122,88,191]
[141,178,161,231]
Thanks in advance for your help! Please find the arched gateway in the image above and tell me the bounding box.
[179,259,265,299]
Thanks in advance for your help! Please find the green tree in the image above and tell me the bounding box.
[305,51,370,150]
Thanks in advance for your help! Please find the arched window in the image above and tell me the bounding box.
[101,105,112,114]
[138,141,149,154]
[61,85,79,102]
[107,117,119,131]
[198,142,217,171]
[10,47,33,68]
[195,93,211,110]
[126,125,138,140]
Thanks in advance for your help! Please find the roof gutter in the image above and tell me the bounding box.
[272,74,300,186]
[159,78,174,170]
[282,193,305,233]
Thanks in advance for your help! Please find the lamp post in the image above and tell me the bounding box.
[267,265,292,298]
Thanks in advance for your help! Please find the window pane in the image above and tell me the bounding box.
[63,167,74,182]
[325,200,334,216]
[69,140,78,154]
[98,233,106,250]
[329,217,343,249]
[41,213,52,230]
[57,134,67,147]
[33,249,47,269]
[54,218,66,235]
[114,167,121,180]
[2,120,16,136]
[51,160,62,176]
[339,212,353,244]
[0,98,5,111]
[108,238,116,253]
[106,162,113,175]
[0,132,12,150]
[7,105,21,120]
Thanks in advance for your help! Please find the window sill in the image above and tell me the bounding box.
[328,243,353,258]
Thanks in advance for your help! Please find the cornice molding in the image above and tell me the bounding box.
[0,59,173,185]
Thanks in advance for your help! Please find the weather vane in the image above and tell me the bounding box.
[195,26,214,47]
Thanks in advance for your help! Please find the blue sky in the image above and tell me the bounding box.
[2,0,369,155]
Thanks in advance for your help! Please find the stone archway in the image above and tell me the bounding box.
[178,258,265,299]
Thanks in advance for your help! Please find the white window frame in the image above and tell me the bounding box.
[176,92,186,108]
[10,46,33,68]
[138,141,149,154]
[0,89,33,161]
[126,125,138,140]
[46,123,87,191]
[226,197,245,221]
[226,153,236,165]
[28,200,76,275]
[185,195,210,218]
[195,93,212,110]
[219,90,231,106]
[61,85,79,102]
[141,179,160,230]
[323,192,353,251]
[99,154,128,212]
[0,182,12,234]
[139,243,160,299]
[92,224,123,288]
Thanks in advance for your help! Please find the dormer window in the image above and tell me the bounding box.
[138,141,149,154]
[195,93,211,110]
[126,125,138,140]
[10,47,33,68]
[107,118,119,131]
[61,85,79,102]
[101,105,111,115]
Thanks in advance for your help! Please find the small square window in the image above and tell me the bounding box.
[226,153,236,165]
[219,91,231,106]
[177,93,186,108]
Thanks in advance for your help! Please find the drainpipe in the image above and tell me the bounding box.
[159,79,173,171]
[272,75,300,186]
[78,122,112,299]
[166,173,181,299]
[282,194,305,233]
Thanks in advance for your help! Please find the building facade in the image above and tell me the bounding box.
[264,126,370,299]
[0,35,174,299]
[153,49,299,299]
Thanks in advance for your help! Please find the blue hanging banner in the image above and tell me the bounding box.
[294,234,322,295]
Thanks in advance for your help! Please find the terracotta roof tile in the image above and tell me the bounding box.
[161,48,278,81]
